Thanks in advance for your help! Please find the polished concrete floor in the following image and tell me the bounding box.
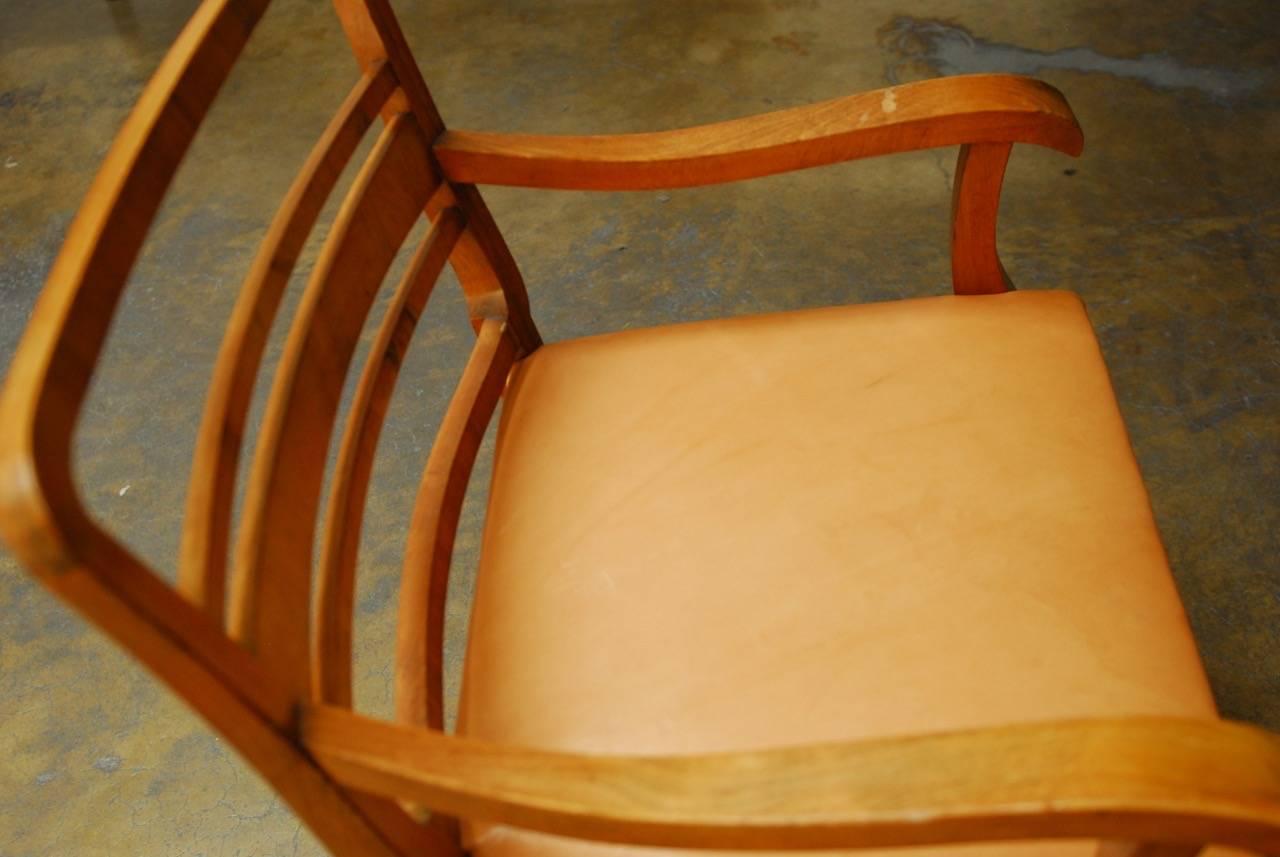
[1,0,1277,854]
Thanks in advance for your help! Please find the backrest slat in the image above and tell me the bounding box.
[396,318,516,730]
[333,0,541,356]
[0,0,528,852]
[179,62,398,625]
[0,2,443,851]
[313,203,466,707]
[229,111,441,700]
[333,0,444,137]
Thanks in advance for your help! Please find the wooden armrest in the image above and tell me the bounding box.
[303,706,1280,853]
[433,73,1083,190]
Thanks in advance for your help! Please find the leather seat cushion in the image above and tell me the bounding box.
[458,291,1218,857]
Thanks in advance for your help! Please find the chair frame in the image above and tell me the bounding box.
[2,1,1278,856]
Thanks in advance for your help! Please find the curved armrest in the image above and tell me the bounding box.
[303,706,1280,853]
[433,73,1082,190]
[434,73,1082,295]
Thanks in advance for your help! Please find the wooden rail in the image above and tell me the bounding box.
[433,74,1080,295]
[337,0,541,355]
[395,319,517,730]
[433,74,1082,191]
[312,205,465,707]
[304,706,1280,854]
[229,112,441,700]
[0,1,447,853]
[13,4,1273,857]
[180,63,398,624]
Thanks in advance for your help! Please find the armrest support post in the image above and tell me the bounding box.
[951,142,1013,295]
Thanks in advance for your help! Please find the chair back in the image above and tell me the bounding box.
[0,2,529,852]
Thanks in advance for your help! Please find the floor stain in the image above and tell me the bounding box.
[92,754,123,774]
[880,16,1266,100]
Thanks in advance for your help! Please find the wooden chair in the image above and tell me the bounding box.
[2,1,1278,855]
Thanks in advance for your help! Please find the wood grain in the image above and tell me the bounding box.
[0,0,268,585]
[179,62,398,625]
[0,1,434,853]
[10,3,1271,857]
[433,73,1083,190]
[430,182,543,355]
[47,561,412,857]
[334,0,443,135]
[951,141,1014,295]
[1096,842,1205,857]
[229,111,440,700]
[334,0,542,356]
[303,706,1280,854]
[312,204,465,707]
[0,0,296,725]
[395,319,516,730]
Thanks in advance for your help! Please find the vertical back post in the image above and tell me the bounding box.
[333,0,541,354]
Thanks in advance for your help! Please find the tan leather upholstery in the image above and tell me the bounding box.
[459,291,1218,857]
